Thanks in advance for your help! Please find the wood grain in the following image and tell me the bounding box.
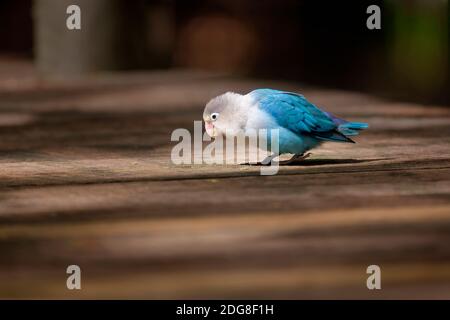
[0,69,449,298]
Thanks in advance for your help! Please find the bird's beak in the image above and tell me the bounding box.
[205,121,215,137]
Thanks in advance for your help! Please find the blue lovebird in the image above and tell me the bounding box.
[203,89,368,164]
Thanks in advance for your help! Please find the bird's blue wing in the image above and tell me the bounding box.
[249,89,352,142]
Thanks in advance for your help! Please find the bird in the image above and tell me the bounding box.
[203,88,368,165]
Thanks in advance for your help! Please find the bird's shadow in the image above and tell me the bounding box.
[243,158,390,167]
[286,158,386,166]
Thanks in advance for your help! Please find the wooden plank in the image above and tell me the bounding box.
[0,166,450,222]
[1,206,450,298]
[0,70,449,298]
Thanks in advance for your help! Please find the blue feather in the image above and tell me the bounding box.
[324,111,369,136]
[249,89,367,143]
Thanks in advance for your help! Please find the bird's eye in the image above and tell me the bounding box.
[211,113,219,121]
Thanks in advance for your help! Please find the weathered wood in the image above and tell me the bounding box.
[0,69,449,298]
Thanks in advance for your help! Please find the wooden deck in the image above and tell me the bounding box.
[1,69,450,299]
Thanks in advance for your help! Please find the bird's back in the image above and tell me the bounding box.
[248,89,368,143]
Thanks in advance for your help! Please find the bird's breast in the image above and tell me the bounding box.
[245,107,279,132]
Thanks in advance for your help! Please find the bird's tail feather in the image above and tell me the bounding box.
[324,111,368,137]
[338,122,369,136]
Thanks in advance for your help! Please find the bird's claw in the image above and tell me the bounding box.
[278,152,312,165]
[241,153,312,166]
[240,161,271,166]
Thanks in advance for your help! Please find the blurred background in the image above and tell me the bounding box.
[0,0,448,105]
[1,0,450,299]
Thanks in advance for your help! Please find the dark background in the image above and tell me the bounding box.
[0,0,448,105]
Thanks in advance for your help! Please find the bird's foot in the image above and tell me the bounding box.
[241,153,311,166]
[240,154,278,166]
[278,152,311,165]
[241,162,270,166]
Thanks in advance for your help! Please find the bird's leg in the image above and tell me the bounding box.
[241,153,278,166]
[261,153,278,165]
[278,152,311,165]
[242,153,311,166]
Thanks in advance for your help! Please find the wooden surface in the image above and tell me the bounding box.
[1,66,450,299]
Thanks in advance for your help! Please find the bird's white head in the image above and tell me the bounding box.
[203,92,252,138]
